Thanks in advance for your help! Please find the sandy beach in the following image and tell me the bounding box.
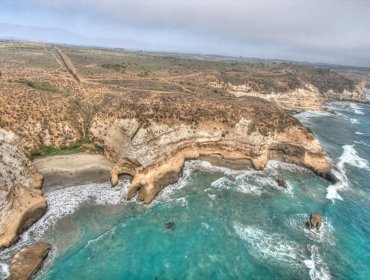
[33,153,114,188]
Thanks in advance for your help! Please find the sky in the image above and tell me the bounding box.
[1,0,369,67]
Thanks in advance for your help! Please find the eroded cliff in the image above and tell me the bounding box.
[209,65,368,110]
[0,129,47,249]
[90,96,330,204]
[210,81,366,111]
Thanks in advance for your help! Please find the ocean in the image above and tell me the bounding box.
[1,90,369,280]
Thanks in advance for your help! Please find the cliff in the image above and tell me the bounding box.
[90,96,331,204]
[209,65,368,110]
[211,80,366,111]
[0,129,47,249]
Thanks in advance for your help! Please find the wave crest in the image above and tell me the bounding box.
[233,223,331,280]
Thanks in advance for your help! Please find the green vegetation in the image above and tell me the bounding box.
[30,138,103,159]
[101,63,127,72]
[68,97,96,137]
[13,79,59,92]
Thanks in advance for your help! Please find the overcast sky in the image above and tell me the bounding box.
[1,0,369,67]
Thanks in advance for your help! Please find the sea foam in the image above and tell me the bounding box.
[285,214,335,245]
[326,145,369,201]
[294,110,333,124]
[0,179,131,279]
[157,159,299,200]
[305,245,331,280]
[233,223,331,279]
[0,263,9,280]
[326,101,365,115]
[337,145,370,171]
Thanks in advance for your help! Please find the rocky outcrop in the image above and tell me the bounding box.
[0,129,47,249]
[90,96,331,204]
[323,85,368,102]
[210,81,324,111]
[306,212,322,230]
[9,241,51,280]
[211,81,367,111]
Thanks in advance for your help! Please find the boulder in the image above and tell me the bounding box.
[306,212,322,230]
[276,176,287,188]
[9,241,51,280]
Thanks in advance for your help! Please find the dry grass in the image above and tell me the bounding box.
[0,41,367,153]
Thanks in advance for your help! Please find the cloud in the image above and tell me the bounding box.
[2,0,370,66]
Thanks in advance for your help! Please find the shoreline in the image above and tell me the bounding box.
[33,153,114,189]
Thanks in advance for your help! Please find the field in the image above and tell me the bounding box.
[0,41,369,155]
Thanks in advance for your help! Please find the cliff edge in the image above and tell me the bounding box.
[0,129,47,249]
[90,96,331,204]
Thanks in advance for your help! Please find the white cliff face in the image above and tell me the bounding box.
[216,82,323,111]
[210,81,367,111]
[90,114,330,204]
[323,86,368,102]
[0,129,46,249]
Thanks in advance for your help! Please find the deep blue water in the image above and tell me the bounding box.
[1,92,369,280]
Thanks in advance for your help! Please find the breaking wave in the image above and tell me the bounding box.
[0,263,9,280]
[326,101,365,115]
[157,160,301,200]
[0,179,131,279]
[0,159,328,279]
[293,110,333,126]
[326,144,369,201]
[233,223,331,279]
[285,214,335,245]
[338,145,370,171]
[305,245,332,280]
[326,167,348,201]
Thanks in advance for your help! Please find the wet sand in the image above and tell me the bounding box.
[33,153,114,189]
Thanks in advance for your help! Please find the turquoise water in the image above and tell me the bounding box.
[1,93,370,280]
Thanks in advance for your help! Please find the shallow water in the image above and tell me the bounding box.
[1,91,370,280]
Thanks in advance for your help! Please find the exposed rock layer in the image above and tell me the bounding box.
[90,96,331,204]
[0,129,47,249]
[9,241,51,280]
[211,81,367,111]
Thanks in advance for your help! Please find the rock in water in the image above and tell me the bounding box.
[9,241,51,280]
[306,212,322,230]
[276,176,287,188]
[165,221,176,230]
